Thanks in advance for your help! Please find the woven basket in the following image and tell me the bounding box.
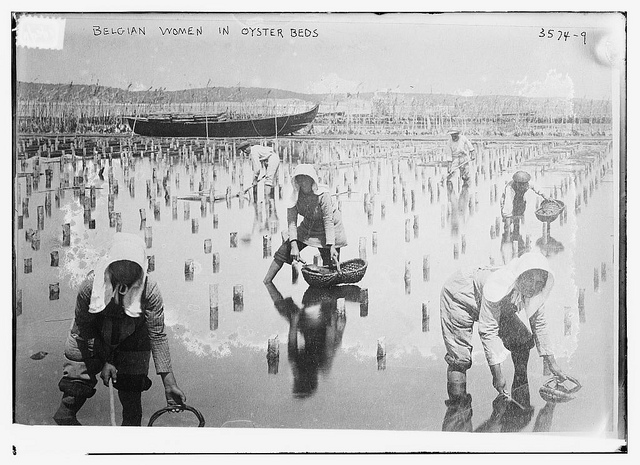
[301,258,368,288]
[535,199,565,223]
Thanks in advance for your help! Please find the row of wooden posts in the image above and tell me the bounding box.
[16,138,613,346]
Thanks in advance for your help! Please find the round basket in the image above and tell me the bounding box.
[535,199,565,223]
[147,404,205,427]
[302,258,368,288]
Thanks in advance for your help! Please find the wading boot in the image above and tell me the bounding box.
[53,395,87,425]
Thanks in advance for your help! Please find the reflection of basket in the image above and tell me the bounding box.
[539,376,581,403]
[302,259,368,288]
[535,199,565,223]
[147,404,205,427]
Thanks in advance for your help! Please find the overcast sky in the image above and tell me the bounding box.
[15,12,624,100]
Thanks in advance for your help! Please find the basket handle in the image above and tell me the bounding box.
[147,404,205,427]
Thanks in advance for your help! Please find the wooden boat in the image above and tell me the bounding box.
[125,104,319,138]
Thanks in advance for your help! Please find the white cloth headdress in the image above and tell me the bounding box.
[89,233,147,317]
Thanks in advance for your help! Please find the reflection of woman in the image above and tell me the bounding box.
[263,164,347,283]
[442,382,535,433]
[446,182,470,237]
[265,283,360,398]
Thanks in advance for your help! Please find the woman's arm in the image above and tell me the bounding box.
[145,280,186,405]
[319,193,336,246]
[478,298,511,393]
[144,280,172,375]
[287,205,299,242]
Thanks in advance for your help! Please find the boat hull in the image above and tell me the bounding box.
[126,104,319,138]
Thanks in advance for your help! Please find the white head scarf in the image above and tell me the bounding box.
[483,251,555,320]
[286,164,330,208]
[89,232,147,317]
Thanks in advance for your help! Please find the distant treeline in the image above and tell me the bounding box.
[15,81,612,136]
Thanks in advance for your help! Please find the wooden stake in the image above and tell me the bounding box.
[209,284,219,330]
[359,288,369,317]
[233,284,244,312]
[422,302,430,332]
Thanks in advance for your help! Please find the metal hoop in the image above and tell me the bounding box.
[147,404,205,427]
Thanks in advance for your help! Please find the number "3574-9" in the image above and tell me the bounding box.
[539,28,587,45]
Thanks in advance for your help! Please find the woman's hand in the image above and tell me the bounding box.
[290,241,301,263]
[165,384,187,407]
[100,362,117,387]
[161,372,186,409]
[490,363,507,394]
[544,356,567,382]
[330,245,340,271]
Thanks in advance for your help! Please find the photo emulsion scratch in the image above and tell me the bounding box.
[10,11,627,455]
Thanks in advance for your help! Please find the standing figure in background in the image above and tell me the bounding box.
[263,164,347,283]
[237,140,281,200]
[447,127,476,185]
[500,170,547,236]
[53,233,186,426]
[439,252,568,404]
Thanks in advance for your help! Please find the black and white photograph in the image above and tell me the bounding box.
[7,6,630,457]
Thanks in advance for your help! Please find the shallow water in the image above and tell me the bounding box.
[14,136,619,437]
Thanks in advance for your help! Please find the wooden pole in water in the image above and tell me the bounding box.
[404,260,411,294]
[144,226,152,248]
[372,231,378,255]
[209,283,219,331]
[422,302,430,332]
[233,285,244,312]
[593,268,600,291]
[377,337,386,370]
[62,223,71,247]
[359,288,369,317]
[147,255,155,272]
[212,252,220,273]
[404,219,411,242]
[267,335,279,374]
[49,283,60,300]
[37,206,45,231]
[230,232,238,248]
[359,237,367,260]
[578,288,586,323]
[263,234,272,258]
[184,202,190,221]
[184,259,194,281]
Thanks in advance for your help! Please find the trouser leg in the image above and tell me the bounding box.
[54,332,99,425]
[118,390,143,426]
[318,247,340,268]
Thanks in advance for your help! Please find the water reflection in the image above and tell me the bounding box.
[442,380,558,433]
[536,235,565,258]
[500,230,526,264]
[446,182,470,237]
[265,282,361,398]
